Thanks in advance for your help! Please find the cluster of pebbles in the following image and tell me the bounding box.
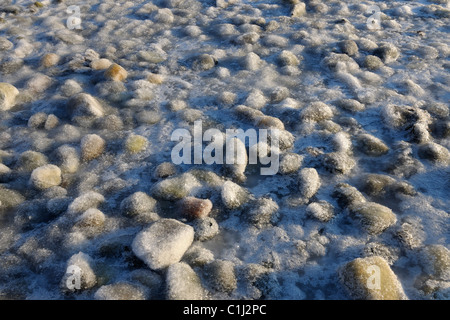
[0,0,449,300]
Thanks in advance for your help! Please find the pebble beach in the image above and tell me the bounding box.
[0,0,449,300]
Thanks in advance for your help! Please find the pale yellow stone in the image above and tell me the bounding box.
[0,82,19,111]
[339,256,408,300]
[147,73,164,85]
[41,53,60,68]
[104,63,127,81]
[91,58,113,70]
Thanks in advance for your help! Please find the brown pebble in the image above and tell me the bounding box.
[179,197,213,220]
[104,63,127,81]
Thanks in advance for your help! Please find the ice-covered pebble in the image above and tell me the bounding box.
[67,191,105,215]
[125,135,148,154]
[418,142,450,164]
[81,134,105,162]
[301,102,334,122]
[132,219,194,270]
[41,53,60,68]
[154,162,177,179]
[356,134,389,156]
[278,50,300,66]
[291,2,306,17]
[420,245,450,281]
[339,40,358,56]
[336,99,365,112]
[61,252,97,292]
[306,201,334,222]
[166,262,207,300]
[279,152,303,175]
[104,63,127,82]
[152,173,201,200]
[183,245,215,266]
[247,197,279,229]
[193,54,217,71]
[121,192,156,217]
[349,202,397,235]
[18,151,48,172]
[221,180,249,210]
[90,59,112,70]
[55,145,79,174]
[68,93,104,124]
[373,43,400,63]
[193,217,219,242]
[0,187,25,209]
[363,55,384,70]
[323,152,356,174]
[75,208,105,229]
[204,260,237,293]
[298,168,321,200]
[242,52,262,71]
[30,165,62,190]
[339,256,407,300]
[0,83,19,111]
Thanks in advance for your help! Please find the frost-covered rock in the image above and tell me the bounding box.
[30,165,62,190]
[152,173,202,200]
[363,55,384,70]
[349,202,397,235]
[420,245,450,281]
[55,145,80,174]
[336,99,365,112]
[91,59,112,70]
[333,183,366,208]
[278,50,300,66]
[356,134,389,156]
[418,142,450,164]
[204,260,237,293]
[193,54,217,71]
[221,180,250,209]
[61,252,97,292]
[301,102,334,122]
[339,40,358,56]
[0,187,25,209]
[306,200,334,222]
[298,168,321,200]
[179,197,212,220]
[166,262,207,300]
[121,192,156,216]
[291,2,306,17]
[242,52,262,71]
[193,217,219,242]
[323,152,356,174]
[154,162,177,179]
[18,150,48,172]
[183,245,215,266]
[247,197,279,229]
[104,63,127,82]
[94,282,148,300]
[68,93,104,125]
[0,83,19,111]
[67,191,105,215]
[360,174,396,197]
[279,152,303,175]
[339,256,407,300]
[373,43,400,63]
[125,135,148,154]
[132,219,194,270]
[81,134,105,161]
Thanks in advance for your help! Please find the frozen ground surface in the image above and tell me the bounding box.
[0,0,449,300]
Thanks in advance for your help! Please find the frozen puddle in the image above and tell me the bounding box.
[0,0,449,300]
